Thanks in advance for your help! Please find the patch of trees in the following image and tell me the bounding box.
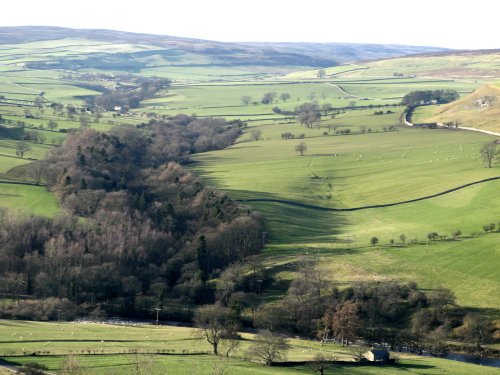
[261,92,276,104]
[0,116,263,320]
[402,90,459,107]
[281,132,304,140]
[272,107,295,116]
[89,76,171,112]
[296,102,321,128]
[270,102,401,125]
[195,258,495,358]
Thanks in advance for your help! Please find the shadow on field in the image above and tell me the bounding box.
[391,363,436,370]
[230,190,350,245]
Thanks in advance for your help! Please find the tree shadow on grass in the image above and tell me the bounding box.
[246,196,349,246]
[392,363,436,370]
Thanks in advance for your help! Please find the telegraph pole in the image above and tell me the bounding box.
[154,307,161,326]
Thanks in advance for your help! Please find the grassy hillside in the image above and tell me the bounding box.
[0,26,448,67]
[0,320,498,375]
[192,120,497,208]
[422,84,500,133]
[192,116,500,311]
[340,51,500,79]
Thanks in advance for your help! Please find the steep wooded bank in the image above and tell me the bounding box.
[0,116,263,319]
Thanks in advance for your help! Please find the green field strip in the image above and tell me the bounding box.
[238,176,500,211]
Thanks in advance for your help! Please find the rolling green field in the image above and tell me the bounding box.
[0,320,498,375]
[192,122,497,208]
[191,118,500,311]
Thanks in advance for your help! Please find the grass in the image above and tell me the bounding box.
[5,354,500,375]
[339,80,478,100]
[192,122,498,208]
[191,115,500,312]
[340,52,500,79]
[0,183,60,216]
[0,320,498,374]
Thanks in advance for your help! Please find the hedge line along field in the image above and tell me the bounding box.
[0,320,498,375]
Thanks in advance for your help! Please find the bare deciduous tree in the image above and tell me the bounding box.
[247,331,290,365]
[279,93,291,102]
[47,119,58,130]
[480,141,497,168]
[250,129,262,141]
[30,161,47,185]
[194,304,238,356]
[15,141,32,159]
[241,95,252,105]
[295,142,307,156]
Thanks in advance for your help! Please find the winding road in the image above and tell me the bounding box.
[403,106,500,137]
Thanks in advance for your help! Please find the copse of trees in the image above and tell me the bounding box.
[89,76,171,111]
[195,256,494,356]
[0,115,263,320]
[402,90,459,107]
[270,267,492,353]
[295,102,321,128]
[261,92,276,105]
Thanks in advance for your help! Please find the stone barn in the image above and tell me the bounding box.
[364,349,390,362]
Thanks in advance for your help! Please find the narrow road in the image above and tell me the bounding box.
[330,83,397,101]
[404,106,500,137]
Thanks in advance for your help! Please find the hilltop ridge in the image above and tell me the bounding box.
[0,26,448,67]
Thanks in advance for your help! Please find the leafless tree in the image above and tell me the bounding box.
[295,142,307,156]
[194,304,237,355]
[250,129,262,141]
[247,331,290,365]
[279,93,291,102]
[480,141,497,168]
[241,95,252,105]
[15,141,32,158]
[30,161,47,185]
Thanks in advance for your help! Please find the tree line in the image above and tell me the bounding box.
[402,90,459,107]
[87,76,171,112]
